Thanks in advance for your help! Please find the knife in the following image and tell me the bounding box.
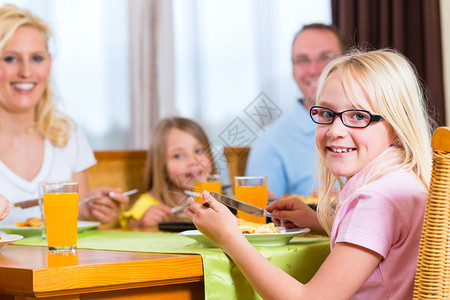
[77,189,139,207]
[209,192,272,218]
[14,199,40,209]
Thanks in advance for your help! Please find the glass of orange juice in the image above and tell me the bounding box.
[234,176,267,224]
[42,182,79,253]
[193,175,222,203]
[47,251,78,267]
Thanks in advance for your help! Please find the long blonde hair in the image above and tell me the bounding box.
[144,117,217,207]
[315,49,434,235]
[0,4,72,146]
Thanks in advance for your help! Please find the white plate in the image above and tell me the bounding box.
[0,233,23,249]
[179,227,310,247]
[0,220,101,237]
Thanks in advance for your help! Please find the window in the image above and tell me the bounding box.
[0,0,130,149]
[2,0,331,150]
[173,0,332,146]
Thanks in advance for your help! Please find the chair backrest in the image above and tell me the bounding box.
[413,127,450,299]
[86,150,147,199]
[223,147,250,191]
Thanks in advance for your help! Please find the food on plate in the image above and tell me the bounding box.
[280,194,318,204]
[237,218,280,234]
[15,217,42,228]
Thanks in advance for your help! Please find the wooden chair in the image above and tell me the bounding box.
[223,147,250,191]
[413,127,450,299]
[86,150,147,200]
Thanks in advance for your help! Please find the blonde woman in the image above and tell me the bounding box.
[186,49,434,299]
[0,4,128,224]
[119,116,217,228]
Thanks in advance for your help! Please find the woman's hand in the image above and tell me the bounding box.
[129,204,174,228]
[184,191,242,249]
[0,194,9,221]
[79,187,129,224]
[266,196,326,235]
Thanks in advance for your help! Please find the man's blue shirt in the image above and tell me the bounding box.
[245,101,316,198]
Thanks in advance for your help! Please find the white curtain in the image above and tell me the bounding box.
[2,0,131,150]
[172,0,331,145]
[129,0,175,149]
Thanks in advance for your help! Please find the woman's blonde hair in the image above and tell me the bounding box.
[0,4,72,146]
[143,116,217,207]
[315,49,434,235]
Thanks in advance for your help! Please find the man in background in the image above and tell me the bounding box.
[246,23,347,198]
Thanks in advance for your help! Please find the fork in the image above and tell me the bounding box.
[78,188,139,206]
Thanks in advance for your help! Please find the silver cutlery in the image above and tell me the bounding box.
[184,190,271,217]
[13,188,139,209]
[78,188,139,207]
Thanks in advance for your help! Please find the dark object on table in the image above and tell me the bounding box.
[158,222,197,232]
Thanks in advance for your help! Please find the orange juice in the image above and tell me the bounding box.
[193,181,222,203]
[47,251,78,267]
[235,185,268,223]
[43,192,79,248]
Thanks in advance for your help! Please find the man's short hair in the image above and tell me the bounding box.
[292,23,347,53]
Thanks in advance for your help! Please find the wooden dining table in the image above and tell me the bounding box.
[0,228,330,300]
[0,245,204,300]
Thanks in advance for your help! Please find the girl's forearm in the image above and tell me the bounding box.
[222,235,306,300]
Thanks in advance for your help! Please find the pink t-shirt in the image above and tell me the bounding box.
[331,160,427,299]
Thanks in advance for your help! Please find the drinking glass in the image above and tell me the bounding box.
[193,175,222,203]
[38,181,46,239]
[42,182,79,253]
[234,176,268,224]
[47,251,78,267]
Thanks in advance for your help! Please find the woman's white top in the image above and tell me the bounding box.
[0,126,96,223]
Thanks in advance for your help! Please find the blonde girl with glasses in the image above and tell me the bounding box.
[185,49,434,299]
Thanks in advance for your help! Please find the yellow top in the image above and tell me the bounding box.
[118,193,159,228]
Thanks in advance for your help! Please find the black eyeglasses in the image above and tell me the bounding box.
[310,106,384,128]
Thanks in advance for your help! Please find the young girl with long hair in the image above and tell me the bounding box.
[119,116,217,228]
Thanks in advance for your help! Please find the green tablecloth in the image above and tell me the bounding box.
[14,230,330,300]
